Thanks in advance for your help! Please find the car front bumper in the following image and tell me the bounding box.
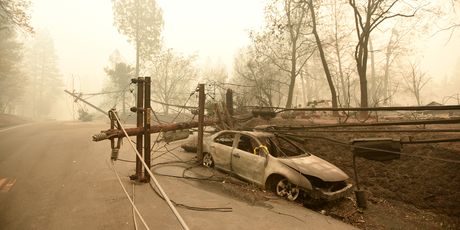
[307,182,354,201]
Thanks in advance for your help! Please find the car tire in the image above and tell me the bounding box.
[275,178,300,201]
[202,152,214,168]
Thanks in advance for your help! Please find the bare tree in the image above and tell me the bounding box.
[233,46,287,107]
[150,49,197,114]
[329,0,354,108]
[304,0,339,114]
[380,25,415,105]
[434,0,460,39]
[348,0,417,112]
[253,0,315,108]
[201,60,229,102]
[0,0,33,33]
[300,59,329,104]
[402,62,430,106]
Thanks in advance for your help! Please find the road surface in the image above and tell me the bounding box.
[0,121,356,229]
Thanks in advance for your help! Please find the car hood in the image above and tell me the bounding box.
[278,155,349,182]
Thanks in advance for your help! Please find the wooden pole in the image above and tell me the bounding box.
[143,77,151,182]
[197,84,205,162]
[226,89,233,116]
[135,77,144,181]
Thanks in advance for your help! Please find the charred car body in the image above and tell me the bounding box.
[201,130,352,201]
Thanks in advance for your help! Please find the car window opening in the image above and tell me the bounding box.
[263,135,309,158]
[237,135,261,156]
[214,133,235,147]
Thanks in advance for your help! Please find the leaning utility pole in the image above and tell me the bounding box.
[196,84,205,163]
[64,90,108,116]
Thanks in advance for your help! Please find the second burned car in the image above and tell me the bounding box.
[200,130,353,202]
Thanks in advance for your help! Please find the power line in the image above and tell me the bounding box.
[150,98,197,110]
[109,110,190,230]
[132,182,138,230]
[80,90,127,96]
[211,81,257,88]
[116,136,233,213]
[110,161,150,230]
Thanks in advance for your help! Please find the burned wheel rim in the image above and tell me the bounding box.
[202,153,214,168]
[275,178,299,201]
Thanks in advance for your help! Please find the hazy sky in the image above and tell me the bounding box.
[30,0,265,93]
[30,0,459,103]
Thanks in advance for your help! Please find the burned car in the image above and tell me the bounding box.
[201,130,352,201]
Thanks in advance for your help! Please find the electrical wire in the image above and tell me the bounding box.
[148,181,232,212]
[146,142,236,213]
[151,162,219,183]
[162,145,183,161]
[152,110,164,124]
[111,83,134,110]
[151,145,182,161]
[80,90,127,96]
[117,158,136,163]
[110,161,150,230]
[151,98,198,110]
[211,80,257,88]
[109,111,190,230]
[149,128,164,155]
[132,183,138,230]
[147,159,233,212]
[170,91,196,123]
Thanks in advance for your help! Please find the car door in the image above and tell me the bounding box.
[231,134,266,185]
[210,132,236,171]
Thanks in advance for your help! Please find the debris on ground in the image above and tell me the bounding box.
[184,116,460,229]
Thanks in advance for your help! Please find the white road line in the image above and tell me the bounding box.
[0,123,35,133]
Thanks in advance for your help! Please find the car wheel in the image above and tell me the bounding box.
[275,178,300,201]
[202,152,214,168]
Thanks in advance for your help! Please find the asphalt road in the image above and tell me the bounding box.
[0,121,356,230]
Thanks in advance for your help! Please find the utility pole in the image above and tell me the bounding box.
[226,89,233,116]
[197,84,205,162]
[93,82,218,180]
[132,77,144,181]
[143,77,151,182]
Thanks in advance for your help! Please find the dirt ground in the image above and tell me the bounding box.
[3,113,458,229]
[239,116,460,229]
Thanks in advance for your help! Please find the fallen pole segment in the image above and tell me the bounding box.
[64,90,108,116]
[248,104,460,112]
[273,128,460,133]
[254,118,460,131]
[93,119,218,142]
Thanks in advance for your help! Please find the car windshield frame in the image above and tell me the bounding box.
[259,134,310,158]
